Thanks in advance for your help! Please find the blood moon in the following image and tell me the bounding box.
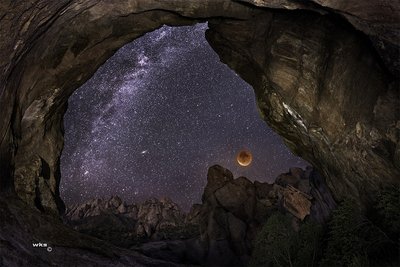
[237,150,252,167]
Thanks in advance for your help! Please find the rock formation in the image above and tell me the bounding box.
[60,165,335,266]
[65,196,135,220]
[64,196,189,246]
[205,11,399,206]
[0,0,398,217]
[197,165,335,266]
[0,1,399,265]
[136,198,185,239]
[0,193,181,267]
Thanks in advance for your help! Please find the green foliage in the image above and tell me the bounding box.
[249,213,323,267]
[374,184,400,235]
[321,195,398,267]
[249,187,400,267]
[294,221,323,267]
[320,199,366,267]
[367,185,400,266]
[249,213,294,267]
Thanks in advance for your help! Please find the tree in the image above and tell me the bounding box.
[374,184,400,236]
[250,213,296,267]
[249,213,323,267]
[294,220,323,267]
[320,199,367,267]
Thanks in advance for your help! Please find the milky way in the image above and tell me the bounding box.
[60,23,308,210]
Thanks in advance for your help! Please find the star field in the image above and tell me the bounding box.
[60,23,307,211]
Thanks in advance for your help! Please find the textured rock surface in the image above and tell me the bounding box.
[0,1,399,265]
[0,0,398,216]
[236,0,400,76]
[206,10,400,205]
[197,165,334,266]
[136,197,185,239]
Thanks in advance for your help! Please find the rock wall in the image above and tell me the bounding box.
[206,11,400,204]
[0,1,398,214]
[236,0,400,77]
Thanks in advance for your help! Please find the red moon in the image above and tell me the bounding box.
[237,150,252,167]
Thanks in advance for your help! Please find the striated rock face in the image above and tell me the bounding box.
[236,0,400,76]
[206,11,400,205]
[197,164,335,266]
[0,0,398,216]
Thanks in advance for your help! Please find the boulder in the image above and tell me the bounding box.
[281,185,312,220]
[198,165,336,266]
[202,165,234,201]
[199,165,279,266]
[254,181,274,199]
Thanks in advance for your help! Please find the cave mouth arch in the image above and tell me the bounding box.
[60,22,308,211]
[1,2,398,215]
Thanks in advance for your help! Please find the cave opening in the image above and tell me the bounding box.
[60,23,308,211]
[1,2,399,265]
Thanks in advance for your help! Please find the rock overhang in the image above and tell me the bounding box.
[0,0,398,215]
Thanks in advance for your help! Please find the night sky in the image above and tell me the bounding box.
[60,23,307,210]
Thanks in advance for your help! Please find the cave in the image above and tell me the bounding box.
[0,1,399,266]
